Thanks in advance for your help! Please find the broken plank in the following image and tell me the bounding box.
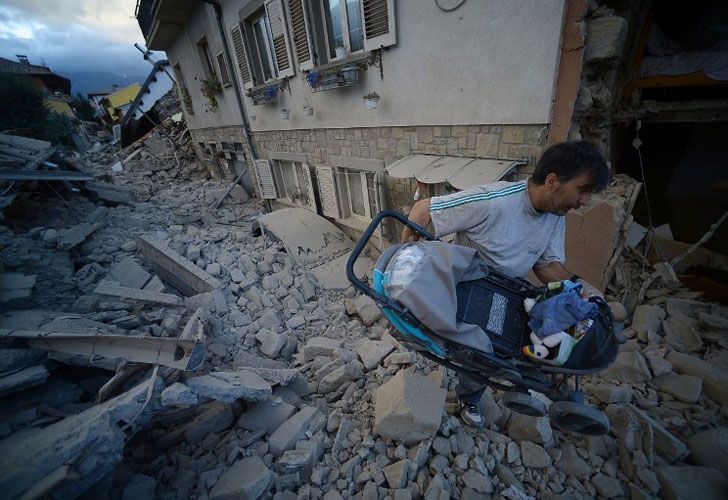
[57,223,101,251]
[136,235,221,296]
[18,464,81,500]
[97,363,147,403]
[0,169,95,182]
[94,282,182,306]
[0,330,205,371]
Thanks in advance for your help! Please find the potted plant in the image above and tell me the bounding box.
[200,77,223,112]
[341,66,358,83]
[362,91,380,110]
[280,108,289,120]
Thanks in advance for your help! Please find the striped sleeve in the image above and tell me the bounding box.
[429,183,525,237]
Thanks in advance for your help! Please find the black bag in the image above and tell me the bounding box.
[561,297,619,370]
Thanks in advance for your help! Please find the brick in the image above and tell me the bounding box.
[475,134,499,156]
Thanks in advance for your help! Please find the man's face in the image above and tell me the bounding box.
[546,172,594,215]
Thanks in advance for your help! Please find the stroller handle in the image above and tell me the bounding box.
[346,209,436,303]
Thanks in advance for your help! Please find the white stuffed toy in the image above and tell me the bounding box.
[521,297,587,366]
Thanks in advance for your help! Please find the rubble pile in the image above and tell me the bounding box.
[1,125,727,499]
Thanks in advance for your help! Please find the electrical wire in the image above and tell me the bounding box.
[436,0,468,12]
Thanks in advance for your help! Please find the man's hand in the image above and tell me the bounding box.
[533,261,603,298]
[401,198,432,243]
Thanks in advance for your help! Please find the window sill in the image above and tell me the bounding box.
[306,51,371,75]
[336,215,372,233]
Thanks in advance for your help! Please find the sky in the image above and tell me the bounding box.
[0,0,159,76]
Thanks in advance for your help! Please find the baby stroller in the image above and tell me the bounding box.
[347,210,625,435]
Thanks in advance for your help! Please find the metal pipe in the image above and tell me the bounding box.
[374,170,386,253]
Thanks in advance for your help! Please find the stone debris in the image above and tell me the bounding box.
[0,99,726,500]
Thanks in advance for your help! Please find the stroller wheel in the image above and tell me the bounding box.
[502,391,547,417]
[548,401,610,436]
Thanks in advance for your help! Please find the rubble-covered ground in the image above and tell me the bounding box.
[1,119,727,500]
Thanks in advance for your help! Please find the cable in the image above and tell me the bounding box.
[436,0,468,12]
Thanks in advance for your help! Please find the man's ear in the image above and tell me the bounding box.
[544,172,560,188]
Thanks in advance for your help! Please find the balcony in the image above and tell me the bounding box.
[135,0,200,50]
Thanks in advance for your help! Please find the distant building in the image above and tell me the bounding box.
[121,59,175,143]
[98,83,142,123]
[0,55,71,95]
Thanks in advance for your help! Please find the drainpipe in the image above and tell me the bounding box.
[374,170,387,253]
[202,0,258,161]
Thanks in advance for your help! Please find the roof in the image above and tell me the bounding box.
[87,87,119,97]
[0,57,71,95]
[122,59,171,126]
[0,57,53,75]
[385,154,527,189]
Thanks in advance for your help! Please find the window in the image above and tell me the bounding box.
[340,167,376,219]
[287,0,396,68]
[197,37,217,80]
[272,159,309,204]
[251,11,277,82]
[216,52,231,86]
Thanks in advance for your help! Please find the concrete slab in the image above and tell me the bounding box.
[258,208,373,289]
[136,235,221,296]
[94,282,182,306]
[109,257,151,290]
[57,223,101,251]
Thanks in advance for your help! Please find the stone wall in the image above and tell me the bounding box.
[190,123,547,241]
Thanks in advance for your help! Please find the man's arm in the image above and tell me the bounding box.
[533,261,603,298]
[401,198,431,243]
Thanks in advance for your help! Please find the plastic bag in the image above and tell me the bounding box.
[383,243,427,300]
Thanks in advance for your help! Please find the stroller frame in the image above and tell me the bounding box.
[347,210,625,435]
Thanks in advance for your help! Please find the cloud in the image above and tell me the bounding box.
[0,0,160,75]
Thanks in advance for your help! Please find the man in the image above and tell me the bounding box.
[401,140,610,427]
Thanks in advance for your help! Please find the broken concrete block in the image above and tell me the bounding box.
[94,282,182,306]
[688,427,728,479]
[600,351,651,383]
[0,363,49,397]
[109,256,151,289]
[0,348,45,373]
[269,406,323,457]
[121,474,156,500]
[186,370,272,404]
[318,360,364,394]
[142,275,165,293]
[184,402,234,444]
[584,15,627,62]
[506,413,553,445]
[383,459,410,489]
[354,294,382,326]
[0,288,33,310]
[662,316,703,353]
[656,466,728,500]
[85,181,132,204]
[374,369,446,445]
[57,223,101,251]
[591,473,624,498]
[0,273,36,291]
[589,383,634,404]
[357,340,395,370]
[136,235,221,296]
[210,456,272,500]
[606,403,688,464]
[161,382,198,407]
[234,351,288,370]
[303,337,343,361]
[519,441,552,468]
[646,352,672,377]
[667,351,728,406]
[258,309,282,329]
[654,373,702,403]
[631,305,666,337]
[256,329,287,358]
[238,399,296,435]
[0,375,163,499]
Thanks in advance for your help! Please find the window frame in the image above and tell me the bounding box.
[215,52,232,87]
[196,36,218,80]
[248,9,279,83]
[318,0,364,61]
[271,158,309,206]
[339,166,376,221]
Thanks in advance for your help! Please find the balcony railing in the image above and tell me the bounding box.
[135,0,157,40]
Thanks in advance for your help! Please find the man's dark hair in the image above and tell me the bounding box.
[532,141,610,192]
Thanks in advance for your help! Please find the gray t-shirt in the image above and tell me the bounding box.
[429,180,565,278]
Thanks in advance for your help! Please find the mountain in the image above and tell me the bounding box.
[59,71,147,98]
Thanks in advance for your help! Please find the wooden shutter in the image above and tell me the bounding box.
[361,0,396,50]
[300,163,318,212]
[254,159,279,199]
[230,24,253,89]
[286,0,314,71]
[316,165,342,219]
[265,0,295,78]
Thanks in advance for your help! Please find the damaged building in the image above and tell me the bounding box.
[0,1,727,499]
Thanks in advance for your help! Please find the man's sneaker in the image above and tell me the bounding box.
[460,401,484,428]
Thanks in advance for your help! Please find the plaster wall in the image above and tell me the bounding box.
[168,0,566,132]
